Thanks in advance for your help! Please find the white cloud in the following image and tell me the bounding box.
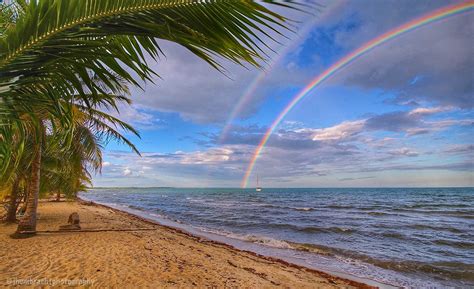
[180,148,233,165]
[107,103,162,129]
[388,147,419,157]
[408,106,452,116]
[122,168,133,177]
[310,120,365,141]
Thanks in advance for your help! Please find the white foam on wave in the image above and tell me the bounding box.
[246,236,294,249]
[185,197,208,203]
[195,227,294,249]
[149,213,165,218]
[292,207,313,211]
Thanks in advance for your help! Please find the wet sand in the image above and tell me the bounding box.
[0,200,374,288]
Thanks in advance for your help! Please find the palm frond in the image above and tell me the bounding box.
[0,0,296,101]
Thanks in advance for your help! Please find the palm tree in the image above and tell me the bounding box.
[0,71,139,230]
[1,99,139,224]
[0,113,36,222]
[41,103,137,200]
[3,135,30,222]
[0,0,298,234]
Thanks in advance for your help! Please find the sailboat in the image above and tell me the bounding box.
[256,174,262,192]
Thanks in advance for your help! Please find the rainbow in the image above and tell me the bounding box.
[241,1,474,188]
[218,0,346,144]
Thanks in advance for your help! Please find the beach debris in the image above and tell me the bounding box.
[68,212,80,225]
[59,212,81,231]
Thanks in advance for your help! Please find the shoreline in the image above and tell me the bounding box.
[79,198,384,288]
[1,199,376,288]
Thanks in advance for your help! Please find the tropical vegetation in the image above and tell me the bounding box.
[0,0,297,234]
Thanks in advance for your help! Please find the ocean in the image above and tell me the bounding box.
[81,187,473,288]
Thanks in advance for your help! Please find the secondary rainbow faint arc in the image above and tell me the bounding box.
[241,1,474,188]
[218,0,347,144]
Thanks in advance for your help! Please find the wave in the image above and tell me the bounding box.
[406,224,464,234]
[291,207,314,211]
[244,236,294,249]
[252,223,356,235]
[204,228,474,283]
[286,242,334,256]
[391,208,474,218]
[185,197,209,203]
[358,206,393,211]
[433,239,474,250]
[298,226,355,234]
[401,203,471,209]
[249,204,316,212]
[196,228,294,249]
[128,205,145,211]
[216,229,474,282]
[196,224,353,249]
[192,224,474,284]
[367,211,389,216]
[284,242,474,283]
[241,204,316,212]
[381,231,407,240]
[327,205,354,209]
[250,203,284,209]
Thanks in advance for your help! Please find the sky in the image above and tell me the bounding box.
[93,0,474,188]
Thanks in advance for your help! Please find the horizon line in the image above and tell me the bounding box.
[87,186,474,189]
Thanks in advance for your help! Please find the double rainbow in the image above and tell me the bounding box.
[241,1,474,188]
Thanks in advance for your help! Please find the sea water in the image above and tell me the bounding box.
[81,187,473,288]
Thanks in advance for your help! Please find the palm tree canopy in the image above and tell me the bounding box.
[0,0,299,105]
[0,96,140,184]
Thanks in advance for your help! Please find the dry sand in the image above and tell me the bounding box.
[0,200,374,288]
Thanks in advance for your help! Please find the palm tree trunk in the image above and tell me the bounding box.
[17,134,42,234]
[19,183,28,215]
[5,178,20,222]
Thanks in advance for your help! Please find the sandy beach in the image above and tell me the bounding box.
[0,200,373,288]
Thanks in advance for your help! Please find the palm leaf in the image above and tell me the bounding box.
[0,0,296,101]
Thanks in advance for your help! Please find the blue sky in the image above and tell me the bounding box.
[93,0,473,187]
